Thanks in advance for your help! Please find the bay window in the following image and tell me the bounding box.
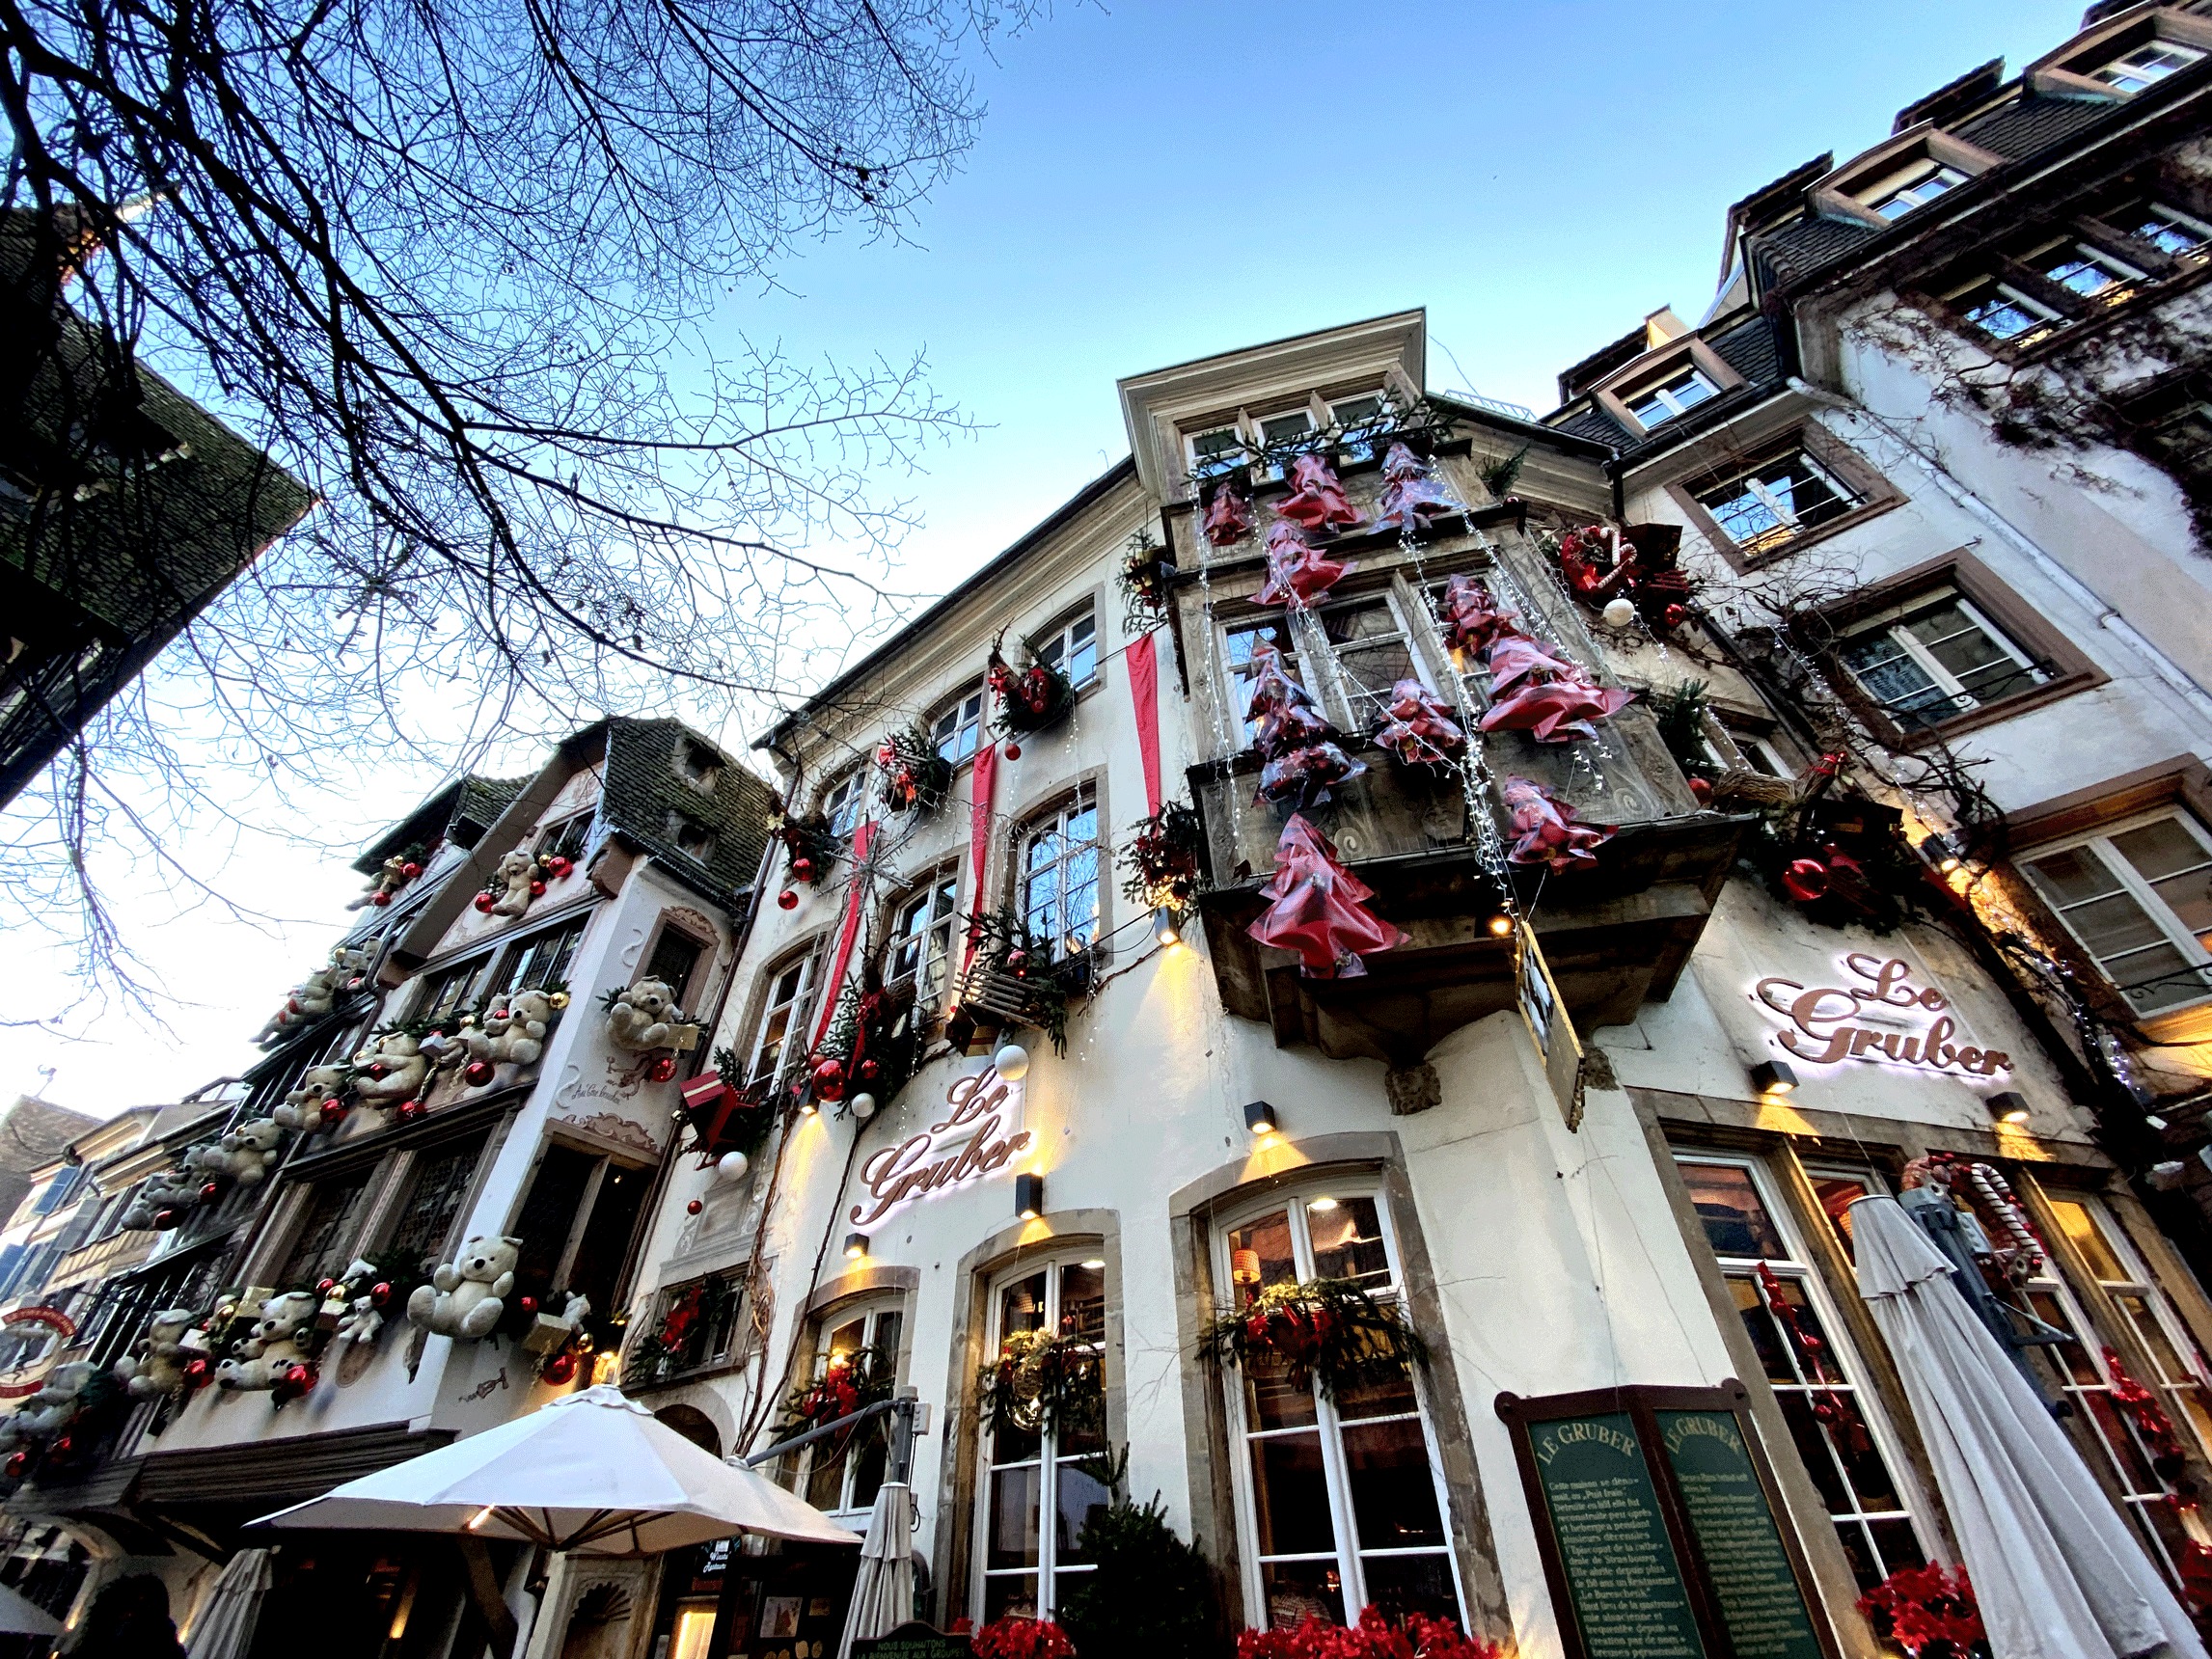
[977,1255,1110,1619]
[2020,813,2212,1016]
[1215,1188,1461,1629]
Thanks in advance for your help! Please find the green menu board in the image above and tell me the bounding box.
[1657,1411,1825,1659]
[1527,1411,1707,1659]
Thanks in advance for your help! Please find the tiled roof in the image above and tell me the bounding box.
[1953,95,2115,160]
[599,718,777,904]
[1708,315,1782,386]
[1750,214,1882,283]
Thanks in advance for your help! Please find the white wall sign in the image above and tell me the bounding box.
[847,1064,1030,1229]
[1755,953,2011,1078]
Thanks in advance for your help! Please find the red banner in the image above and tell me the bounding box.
[961,742,999,971]
[1128,632,1162,817]
[811,819,877,1048]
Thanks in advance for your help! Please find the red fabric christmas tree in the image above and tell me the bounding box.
[1247,815,1405,978]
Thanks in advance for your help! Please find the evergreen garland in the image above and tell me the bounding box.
[774,1343,895,1442]
[1179,394,1461,491]
[964,906,1090,1056]
[1118,530,1174,634]
[988,630,1077,738]
[976,1328,1105,1440]
[874,723,954,814]
[1118,801,1207,911]
[1198,1277,1429,1400]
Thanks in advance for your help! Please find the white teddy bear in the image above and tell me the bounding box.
[215,1291,319,1392]
[350,1030,429,1107]
[120,1170,202,1232]
[605,977,700,1054]
[462,988,560,1076]
[254,946,372,1044]
[213,1119,285,1184]
[273,1063,352,1132]
[16,1362,102,1437]
[115,1308,199,1400]
[407,1236,521,1341]
[488,849,538,918]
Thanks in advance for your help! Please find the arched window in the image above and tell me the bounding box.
[1019,788,1101,960]
[1214,1184,1462,1630]
[745,946,823,1091]
[797,1296,906,1525]
[975,1253,1110,1620]
[888,862,961,1011]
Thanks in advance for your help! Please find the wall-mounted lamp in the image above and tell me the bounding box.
[1243,1099,1278,1136]
[843,1233,869,1261]
[1984,1091,2031,1127]
[1486,914,1514,938]
[1922,832,1964,875]
[1014,1172,1045,1221]
[1153,907,1186,947]
[1749,1060,1798,1097]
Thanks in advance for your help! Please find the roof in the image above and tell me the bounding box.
[1893,58,2007,134]
[596,717,778,904]
[1555,324,1650,406]
[353,773,530,872]
[0,1098,99,1175]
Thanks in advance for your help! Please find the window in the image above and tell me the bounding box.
[1698,449,1863,555]
[2027,236,2148,300]
[1224,617,1302,745]
[1021,789,1102,959]
[2047,1198,2212,1457]
[1867,164,1966,220]
[29,1170,80,1217]
[1189,426,1246,478]
[1216,1190,1460,1628]
[1625,364,1719,428]
[1943,274,2064,343]
[934,689,986,768]
[1034,609,1099,691]
[415,955,489,1025]
[1837,590,2045,730]
[1330,394,1386,463]
[1709,716,1794,780]
[1258,410,1315,478]
[801,1298,906,1522]
[379,1134,489,1278]
[2021,814,2212,1016]
[644,927,706,1011]
[889,863,961,1010]
[497,916,587,1000]
[277,1173,375,1289]
[508,1144,652,1319]
[1673,1155,1929,1591]
[678,739,724,789]
[978,1256,1108,1619]
[2093,41,2204,93]
[538,812,593,866]
[746,950,822,1089]
[822,770,868,840]
[669,815,717,864]
[1314,597,1423,731]
[637,1274,745,1386]
[2119,201,2212,258]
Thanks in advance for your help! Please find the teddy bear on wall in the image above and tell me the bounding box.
[114,1309,198,1400]
[350,1030,430,1110]
[254,946,373,1046]
[407,1236,520,1341]
[273,1063,352,1132]
[215,1291,319,1392]
[15,1362,103,1438]
[193,1119,284,1185]
[119,1169,204,1232]
[487,849,538,918]
[461,988,561,1082]
[605,977,700,1054]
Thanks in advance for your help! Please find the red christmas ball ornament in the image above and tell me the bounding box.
[48,1436,70,1458]
[153,1209,178,1230]
[1782,857,1832,903]
[368,1061,391,1081]
[518,1296,538,1318]
[791,857,814,881]
[529,878,547,897]
[1663,603,1689,629]
[464,1060,495,1087]
[856,1056,882,1084]
[3,1453,25,1478]
[546,856,573,878]
[316,1277,337,1296]
[397,1100,425,1122]
[401,860,423,879]
[201,1182,220,1200]
[686,1199,703,1215]
[1004,743,1022,761]
[1688,776,1712,803]
[542,1350,578,1386]
[182,1357,209,1385]
[474,891,496,912]
[370,1282,393,1307]
[811,1057,848,1102]
[647,1055,678,1083]
[320,1097,344,1114]
[370,890,391,908]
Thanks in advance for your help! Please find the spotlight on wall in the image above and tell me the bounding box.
[1243,1099,1278,1136]
[843,1233,869,1261]
[1749,1060,1798,1098]
[1922,832,1964,875]
[1014,1172,1045,1221]
[1153,907,1185,947]
[1984,1090,2031,1127]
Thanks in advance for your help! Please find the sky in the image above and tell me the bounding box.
[0,0,2092,1118]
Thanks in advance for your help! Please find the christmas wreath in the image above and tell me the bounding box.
[1118,530,1174,633]
[988,631,1076,739]
[1199,1278,1428,1400]
[1855,1565,1987,1659]
[769,810,840,887]
[1118,802,1206,911]
[774,1343,895,1442]
[875,723,954,814]
[1238,1608,1499,1659]
[971,1618,1078,1659]
[976,1328,1105,1440]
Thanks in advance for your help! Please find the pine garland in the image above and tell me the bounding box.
[1117,801,1206,911]
[1199,1277,1429,1400]
[964,906,1090,1056]
[773,1343,895,1442]
[874,722,954,814]
[988,630,1077,738]
[1118,530,1174,633]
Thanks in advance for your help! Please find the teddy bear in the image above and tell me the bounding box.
[119,1170,204,1232]
[522,1292,590,1355]
[407,1236,520,1341]
[15,1362,103,1437]
[488,849,538,918]
[350,1030,429,1107]
[215,1291,319,1391]
[605,977,701,1054]
[273,1063,352,1132]
[462,987,560,1078]
[255,946,372,1045]
[205,1118,285,1184]
[114,1309,198,1400]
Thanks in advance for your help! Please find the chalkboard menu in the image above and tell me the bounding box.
[852,1624,975,1659]
[1497,1384,1836,1659]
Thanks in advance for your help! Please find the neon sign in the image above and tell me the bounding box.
[1755,954,2011,1078]
[848,1064,1030,1229]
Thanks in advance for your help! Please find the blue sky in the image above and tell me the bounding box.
[1,0,2097,1115]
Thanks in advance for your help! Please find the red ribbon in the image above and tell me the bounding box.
[1128,633,1162,817]
[960,743,998,972]
[811,819,877,1047]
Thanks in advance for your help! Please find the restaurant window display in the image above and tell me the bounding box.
[797,1295,906,1525]
[1212,1187,1463,1630]
[644,1536,851,1659]
[976,1253,1112,1620]
[1673,1153,1934,1590]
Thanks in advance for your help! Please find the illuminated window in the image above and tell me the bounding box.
[799,1298,905,1522]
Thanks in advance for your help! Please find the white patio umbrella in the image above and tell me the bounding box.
[835,1481,915,1659]
[1851,1195,2206,1659]
[183,1547,273,1659]
[0,1582,60,1638]
[250,1385,860,1555]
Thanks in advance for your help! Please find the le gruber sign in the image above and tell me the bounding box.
[849,1063,1028,1229]
[0,1306,75,1400]
[1756,953,2011,1079]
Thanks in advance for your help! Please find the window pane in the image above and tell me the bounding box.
[1308,1195,1390,1287]
[1342,1419,1445,1549]
[279,1176,371,1287]
[1058,1263,1106,1342]
[1840,632,1952,724]
[1250,1433,1336,1556]
[2111,820,2212,943]
[1730,1276,1797,1384]
[1259,1560,1346,1631]
[1054,1459,1114,1564]
[383,1137,486,1276]
[1811,1176,1874,1261]
[1900,600,2034,702]
[1678,1162,1788,1258]
[984,1576,1040,1622]
[1262,411,1313,447]
[1334,1365,1419,1423]
[1243,1350,1320,1432]
[1229,1211,1297,1299]
[988,1465,1042,1569]
[2046,1200,2128,1283]
[1000,1271,1048,1336]
[2025,845,2125,908]
[1359,1554,1461,1623]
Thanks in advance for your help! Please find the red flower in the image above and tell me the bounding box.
[972,1616,1078,1659]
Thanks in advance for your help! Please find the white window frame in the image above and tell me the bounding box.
[1838,588,2045,724]
[2094,41,2205,93]
[973,1251,1109,1620]
[1221,614,1303,747]
[2129,201,2212,258]
[1019,787,1104,960]
[1673,1152,1935,1589]
[888,861,962,1012]
[1033,606,1100,691]
[798,1295,907,1527]
[1329,393,1388,463]
[2021,809,2212,1018]
[820,769,868,840]
[2031,236,2150,298]
[1865,163,1966,221]
[1188,423,1249,479]
[933,687,987,769]
[1213,1183,1464,1631]
[1944,274,2064,341]
[1625,364,1720,428]
[746,947,823,1089]
[1699,447,1864,552]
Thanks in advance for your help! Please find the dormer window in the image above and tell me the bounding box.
[677,738,724,791]
[669,814,718,863]
[2093,41,2203,93]
[1867,163,1966,221]
[1625,365,1719,429]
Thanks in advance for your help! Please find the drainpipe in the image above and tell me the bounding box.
[1785,376,2212,731]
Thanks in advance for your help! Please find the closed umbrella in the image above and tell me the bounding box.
[184,1548,273,1659]
[836,1482,915,1659]
[1850,1195,2205,1659]
[0,1582,61,1638]
[250,1385,859,1555]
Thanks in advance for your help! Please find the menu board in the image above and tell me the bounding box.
[1526,1411,1707,1659]
[852,1625,976,1659]
[1657,1411,1824,1659]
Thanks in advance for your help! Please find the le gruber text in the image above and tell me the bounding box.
[849,1067,1030,1229]
[1756,953,2011,1076]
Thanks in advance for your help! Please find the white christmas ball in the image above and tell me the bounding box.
[850,1093,877,1121]
[714,1150,749,1183]
[1601,597,1636,628]
[994,1043,1031,1081]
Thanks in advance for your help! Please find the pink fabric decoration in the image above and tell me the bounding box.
[1482,634,1581,695]
[1370,442,1456,535]
[1373,678,1467,766]
[813,819,878,1045]
[1246,814,1405,977]
[1241,640,1321,726]
[1203,483,1253,547]
[1502,776,1614,871]
[1128,632,1162,816]
[1478,670,1636,745]
[1255,742,1365,810]
[1439,576,1519,656]
[1274,453,1361,531]
[1256,521,1353,608]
